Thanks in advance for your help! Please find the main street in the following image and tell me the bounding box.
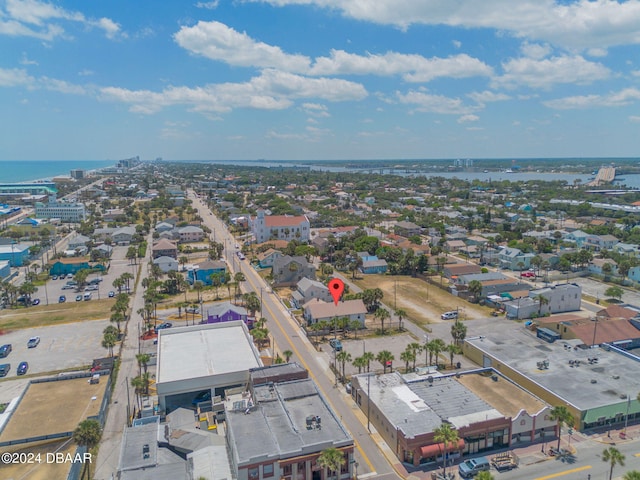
[188,191,401,480]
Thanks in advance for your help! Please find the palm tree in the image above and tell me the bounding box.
[408,342,422,371]
[445,343,461,368]
[362,351,375,372]
[352,355,367,374]
[316,447,346,480]
[451,319,467,346]
[376,350,394,373]
[468,280,483,303]
[433,422,459,479]
[395,308,407,331]
[602,446,625,480]
[336,350,352,382]
[131,375,145,410]
[283,350,293,362]
[400,348,415,373]
[375,307,390,335]
[549,405,574,452]
[73,419,102,480]
[623,471,640,480]
[428,338,446,366]
[136,353,151,377]
[536,294,549,316]
[102,331,117,357]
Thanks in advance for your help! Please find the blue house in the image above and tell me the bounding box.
[49,257,107,276]
[187,260,227,285]
[0,261,10,279]
[357,253,388,274]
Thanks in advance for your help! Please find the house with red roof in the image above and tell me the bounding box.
[249,209,310,243]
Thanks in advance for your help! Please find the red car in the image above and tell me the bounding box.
[520,271,535,278]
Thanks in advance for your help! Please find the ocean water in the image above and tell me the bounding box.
[0,160,115,183]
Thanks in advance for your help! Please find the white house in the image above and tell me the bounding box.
[177,225,204,243]
[303,298,367,327]
[249,209,310,243]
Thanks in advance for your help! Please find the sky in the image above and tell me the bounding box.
[2,0,640,161]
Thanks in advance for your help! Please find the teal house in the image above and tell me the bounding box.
[49,257,106,276]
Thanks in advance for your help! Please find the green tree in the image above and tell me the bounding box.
[474,471,495,480]
[428,338,446,366]
[467,280,483,303]
[451,319,467,346]
[282,350,293,362]
[243,292,261,317]
[376,350,394,373]
[136,353,151,377]
[400,348,416,373]
[336,350,352,382]
[536,294,549,316]
[445,343,461,368]
[605,286,624,302]
[395,308,407,331]
[549,405,574,452]
[623,471,640,480]
[602,446,625,480]
[375,307,390,335]
[102,331,117,357]
[352,355,367,374]
[316,447,346,480]
[433,422,459,479]
[362,351,375,372]
[407,342,422,371]
[73,419,102,480]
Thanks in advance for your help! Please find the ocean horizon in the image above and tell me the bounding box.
[0,160,116,183]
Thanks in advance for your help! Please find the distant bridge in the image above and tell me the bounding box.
[586,166,616,186]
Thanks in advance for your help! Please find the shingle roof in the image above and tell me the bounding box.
[303,298,366,318]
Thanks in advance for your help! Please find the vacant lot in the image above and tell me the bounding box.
[0,376,107,443]
[353,274,493,327]
[0,439,76,480]
[0,299,114,331]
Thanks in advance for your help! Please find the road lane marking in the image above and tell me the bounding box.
[243,264,377,474]
[534,465,592,480]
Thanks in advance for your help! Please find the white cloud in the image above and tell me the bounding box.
[520,42,551,60]
[265,130,306,140]
[493,55,610,89]
[457,114,479,123]
[174,21,310,72]
[632,70,640,77]
[310,50,492,82]
[467,90,511,104]
[195,1,220,9]
[587,47,608,57]
[78,69,94,76]
[629,116,640,122]
[0,67,34,87]
[452,40,461,49]
[246,0,640,51]
[396,90,473,115]
[99,69,367,115]
[40,77,87,95]
[543,88,640,109]
[1,0,122,40]
[19,52,38,65]
[301,103,330,117]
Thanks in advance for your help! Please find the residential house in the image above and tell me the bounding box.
[68,234,91,249]
[504,283,582,319]
[359,255,388,274]
[250,209,310,243]
[442,263,482,279]
[204,302,251,328]
[177,225,204,243]
[257,248,282,268]
[152,239,178,259]
[444,239,466,253]
[585,234,620,252]
[153,255,179,273]
[394,221,422,237]
[498,248,535,271]
[563,230,589,248]
[291,278,332,308]
[93,244,113,259]
[588,258,619,276]
[155,221,174,233]
[112,225,136,245]
[187,260,227,286]
[272,255,316,287]
[303,298,367,327]
[613,243,640,257]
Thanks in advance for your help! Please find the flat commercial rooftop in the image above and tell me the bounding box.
[466,328,640,411]
[226,379,352,464]
[156,322,261,384]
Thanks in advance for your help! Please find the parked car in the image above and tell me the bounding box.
[17,361,28,375]
[441,311,459,320]
[61,285,75,290]
[88,278,102,285]
[76,294,83,302]
[51,275,58,280]
[27,337,40,348]
[0,364,10,377]
[59,295,66,303]
[155,322,173,332]
[520,271,536,278]
[85,285,98,291]
[66,273,74,279]
[185,307,199,314]
[329,339,343,352]
[459,457,490,478]
[31,298,40,306]
[108,291,115,298]
[0,344,12,358]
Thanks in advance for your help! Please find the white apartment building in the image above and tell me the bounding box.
[34,195,86,222]
[250,209,310,243]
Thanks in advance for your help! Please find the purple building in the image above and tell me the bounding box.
[204,302,253,328]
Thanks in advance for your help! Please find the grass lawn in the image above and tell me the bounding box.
[0,298,116,330]
[353,274,493,327]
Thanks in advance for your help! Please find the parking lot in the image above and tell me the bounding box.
[0,318,110,379]
[35,245,136,306]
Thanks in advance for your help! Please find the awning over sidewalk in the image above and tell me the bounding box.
[420,439,465,458]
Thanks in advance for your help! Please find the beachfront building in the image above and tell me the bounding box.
[250,209,310,243]
[34,195,86,223]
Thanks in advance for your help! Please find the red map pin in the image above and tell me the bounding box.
[328,278,344,305]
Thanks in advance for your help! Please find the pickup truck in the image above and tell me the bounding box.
[491,451,519,471]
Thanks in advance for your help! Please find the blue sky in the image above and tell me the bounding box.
[2,0,640,161]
